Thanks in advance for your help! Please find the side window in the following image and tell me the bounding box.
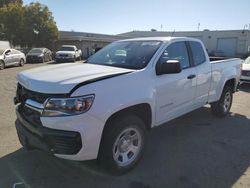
[189,41,206,66]
[158,42,190,69]
[10,50,16,55]
[10,50,19,55]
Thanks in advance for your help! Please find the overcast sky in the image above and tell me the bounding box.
[23,0,250,34]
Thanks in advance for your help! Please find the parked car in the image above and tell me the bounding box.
[14,37,242,173]
[0,49,26,70]
[17,48,31,55]
[55,45,82,62]
[240,56,250,83]
[26,48,52,63]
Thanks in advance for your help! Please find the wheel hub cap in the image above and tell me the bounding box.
[223,92,231,112]
[113,128,142,167]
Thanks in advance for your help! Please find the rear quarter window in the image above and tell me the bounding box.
[189,41,206,66]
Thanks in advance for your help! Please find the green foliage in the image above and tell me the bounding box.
[0,1,59,49]
[0,0,22,8]
[0,2,24,45]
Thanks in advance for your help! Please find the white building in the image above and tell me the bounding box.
[57,30,250,58]
[118,30,250,57]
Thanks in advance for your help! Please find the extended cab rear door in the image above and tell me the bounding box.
[188,41,211,107]
[155,41,197,125]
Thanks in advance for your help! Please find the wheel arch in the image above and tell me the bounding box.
[224,78,237,92]
[103,103,153,133]
[0,59,5,68]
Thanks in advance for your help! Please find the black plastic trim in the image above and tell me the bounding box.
[15,107,82,155]
[69,72,133,95]
[185,41,195,67]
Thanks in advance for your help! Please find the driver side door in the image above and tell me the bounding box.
[155,41,197,125]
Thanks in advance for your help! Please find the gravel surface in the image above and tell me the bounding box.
[0,63,250,188]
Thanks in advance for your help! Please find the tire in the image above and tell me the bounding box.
[19,59,24,67]
[211,86,233,117]
[0,60,5,70]
[98,115,146,174]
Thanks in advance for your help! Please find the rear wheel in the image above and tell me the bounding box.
[98,115,146,174]
[19,59,24,67]
[211,86,233,117]
[0,60,5,70]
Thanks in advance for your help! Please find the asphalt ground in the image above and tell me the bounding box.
[0,62,250,188]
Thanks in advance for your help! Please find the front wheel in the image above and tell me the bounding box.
[210,86,233,117]
[19,59,24,67]
[0,60,5,70]
[98,115,146,174]
[73,56,76,62]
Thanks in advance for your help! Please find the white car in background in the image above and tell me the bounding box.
[0,49,26,70]
[55,45,82,63]
[240,56,250,83]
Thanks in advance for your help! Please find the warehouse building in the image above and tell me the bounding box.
[57,30,250,58]
[118,30,250,57]
[55,31,125,58]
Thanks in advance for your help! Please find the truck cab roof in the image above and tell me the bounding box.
[118,37,202,43]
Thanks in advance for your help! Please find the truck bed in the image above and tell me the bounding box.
[208,58,242,103]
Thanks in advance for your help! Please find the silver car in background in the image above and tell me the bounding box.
[240,56,250,83]
[0,49,26,70]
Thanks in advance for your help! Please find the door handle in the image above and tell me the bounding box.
[187,74,196,79]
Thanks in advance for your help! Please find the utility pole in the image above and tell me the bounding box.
[198,23,200,31]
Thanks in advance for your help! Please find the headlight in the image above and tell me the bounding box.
[42,95,95,117]
[39,54,44,57]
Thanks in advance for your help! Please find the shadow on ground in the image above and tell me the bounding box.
[1,107,250,188]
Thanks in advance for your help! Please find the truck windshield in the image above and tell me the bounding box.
[87,41,162,70]
[59,47,75,51]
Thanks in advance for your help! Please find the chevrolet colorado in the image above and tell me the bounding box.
[14,37,242,173]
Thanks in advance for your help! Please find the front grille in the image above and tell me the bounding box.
[59,54,68,57]
[16,83,68,127]
[18,105,42,127]
[242,70,250,76]
[17,83,66,104]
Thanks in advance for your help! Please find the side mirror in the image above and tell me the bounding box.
[156,60,182,75]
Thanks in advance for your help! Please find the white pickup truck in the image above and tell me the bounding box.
[55,45,82,62]
[14,37,242,173]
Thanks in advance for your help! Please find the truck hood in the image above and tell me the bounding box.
[17,63,134,94]
[242,63,250,71]
[56,51,75,55]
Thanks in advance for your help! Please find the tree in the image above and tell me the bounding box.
[0,0,22,8]
[0,2,24,45]
[0,1,59,49]
[21,2,59,49]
